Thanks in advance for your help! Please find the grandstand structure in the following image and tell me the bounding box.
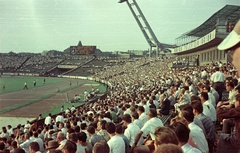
[172,5,240,67]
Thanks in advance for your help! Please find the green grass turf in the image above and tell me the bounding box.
[0,76,62,94]
[0,76,108,116]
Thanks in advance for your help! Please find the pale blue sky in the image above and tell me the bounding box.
[0,0,239,53]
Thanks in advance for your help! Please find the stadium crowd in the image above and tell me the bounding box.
[0,53,29,72]
[19,54,64,73]
[1,55,240,153]
[1,21,240,153]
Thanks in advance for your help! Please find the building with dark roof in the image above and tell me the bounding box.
[70,41,97,55]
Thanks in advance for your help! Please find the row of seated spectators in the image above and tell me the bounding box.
[0,57,240,153]
[67,58,124,77]
[60,56,93,66]
[19,54,64,73]
[0,53,29,72]
[0,52,96,74]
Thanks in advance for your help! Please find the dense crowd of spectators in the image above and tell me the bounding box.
[0,53,29,71]
[19,54,64,73]
[1,54,240,153]
[0,53,95,74]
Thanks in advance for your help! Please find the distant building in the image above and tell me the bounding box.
[69,41,96,55]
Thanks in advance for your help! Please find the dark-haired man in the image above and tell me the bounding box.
[105,122,125,153]
[29,142,40,153]
[170,122,201,153]
[191,100,215,152]
[199,92,216,122]
[122,114,143,147]
[132,109,163,152]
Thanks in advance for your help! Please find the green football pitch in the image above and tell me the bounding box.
[0,76,63,94]
[0,76,107,117]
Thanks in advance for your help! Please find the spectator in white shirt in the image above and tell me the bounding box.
[44,113,52,125]
[170,122,201,153]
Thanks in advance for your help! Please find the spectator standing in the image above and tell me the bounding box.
[44,113,52,125]
[210,67,225,102]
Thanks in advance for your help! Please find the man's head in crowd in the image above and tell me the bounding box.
[147,108,157,120]
[56,132,65,143]
[87,126,96,136]
[93,142,110,153]
[137,106,145,115]
[154,126,178,149]
[154,143,183,153]
[191,100,203,115]
[122,114,132,126]
[63,140,77,153]
[105,122,115,135]
[169,122,190,146]
[29,142,40,153]
[199,92,208,102]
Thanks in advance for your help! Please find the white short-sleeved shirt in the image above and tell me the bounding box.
[143,105,150,114]
[33,137,44,152]
[141,117,163,140]
[203,100,216,121]
[182,143,202,153]
[124,123,143,146]
[139,113,148,125]
[133,119,144,129]
[44,116,52,125]
[228,89,236,105]
[107,135,125,153]
[210,71,225,82]
[188,122,209,153]
[20,139,32,153]
[55,115,64,123]
[208,92,216,107]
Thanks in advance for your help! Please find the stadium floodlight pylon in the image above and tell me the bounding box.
[119,0,164,57]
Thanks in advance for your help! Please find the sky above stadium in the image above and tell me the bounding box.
[0,0,239,53]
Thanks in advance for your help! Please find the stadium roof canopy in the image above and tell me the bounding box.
[185,5,240,37]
